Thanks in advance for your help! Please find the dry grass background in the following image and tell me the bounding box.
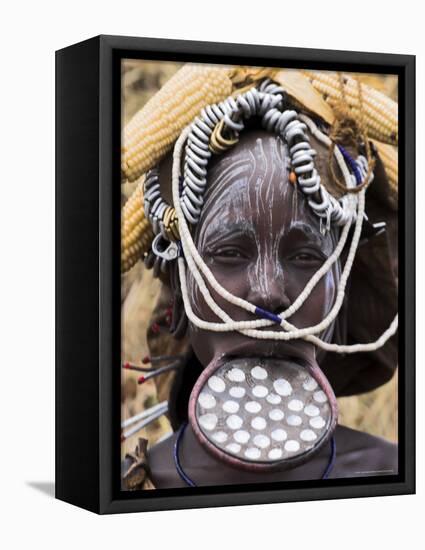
[121,60,398,459]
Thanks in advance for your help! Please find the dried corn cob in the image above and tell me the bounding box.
[122,64,234,182]
[121,178,154,272]
[372,140,398,200]
[303,70,398,145]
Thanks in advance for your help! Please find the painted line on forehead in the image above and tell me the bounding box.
[198,157,251,231]
[246,138,293,237]
[196,178,250,252]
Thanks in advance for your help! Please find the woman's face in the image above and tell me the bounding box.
[186,129,340,368]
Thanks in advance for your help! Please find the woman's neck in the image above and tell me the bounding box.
[176,420,335,487]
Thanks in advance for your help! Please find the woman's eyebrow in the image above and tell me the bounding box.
[284,221,326,246]
[202,220,255,247]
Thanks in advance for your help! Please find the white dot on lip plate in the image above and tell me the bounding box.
[288,399,304,412]
[303,377,318,391]
[245,401,262,414]
[226,414,243,430]
[314,390,328,403]
[271,428,287,442]
[245,447,261,460]
[300,429,317,442]
[273,378,292,396]
[199,413,217,431]
[212,431,228,443]
[227,367,245,382]
[266,393,282,405]
[234,430,250,444]
[253,434,270,449]
[310,416,326,429]
[252,385,268,398]
[251,416,267,430]
[229,386,246,399]
[268,409,284,421]
[208,376,225,393]
[222,400,239,414]
[285,440,300,452]
[286,414,302,426]
[304,404,320,417]
[268,448,283,460]
[226,442,241,454]
[251,366,268,380]
[198,392,216,409]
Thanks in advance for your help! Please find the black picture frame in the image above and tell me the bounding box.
[55,34,415,514]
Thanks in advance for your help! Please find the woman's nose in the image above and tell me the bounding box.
[246,257,291,315]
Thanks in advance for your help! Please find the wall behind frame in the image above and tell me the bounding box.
[1,0,420,548]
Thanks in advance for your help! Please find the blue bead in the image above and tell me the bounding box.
[255,307,282,325]
[337,144,362,185]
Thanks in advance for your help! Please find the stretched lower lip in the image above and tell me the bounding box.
[223,346,312,367]
[226,353,303,366]
[189,354,338,471]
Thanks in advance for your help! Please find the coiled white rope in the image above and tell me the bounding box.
[180,80,352,228]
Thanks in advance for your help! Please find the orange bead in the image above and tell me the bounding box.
[289,171,297,185]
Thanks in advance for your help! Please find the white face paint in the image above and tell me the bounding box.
[245,401,262,414]
[198,392,216,409]
[251,366,268,380]
[268,408,284,421]
[304,404,320,417]
[288,399,304,412]
[229,386,246,398]
[199,413,218,431]
[222,400,240,414]
[252,385,268,398]
[208,376,226,393]
[284,440,300,452]
[212,431,228,443]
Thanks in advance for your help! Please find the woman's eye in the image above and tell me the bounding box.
[208,246,249,261]
[288,250,324,264]
[216,248,245,258]
[294,253,315,261]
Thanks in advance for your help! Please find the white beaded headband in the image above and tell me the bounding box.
[143,79,398,354]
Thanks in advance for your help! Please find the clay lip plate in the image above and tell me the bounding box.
[188,355,338,472]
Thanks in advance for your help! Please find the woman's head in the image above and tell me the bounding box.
[132,71,397,405]
[185,128,342,368]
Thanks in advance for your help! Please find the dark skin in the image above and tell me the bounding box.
[147,130,397,487]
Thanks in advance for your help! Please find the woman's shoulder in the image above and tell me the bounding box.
[331,424,398,478]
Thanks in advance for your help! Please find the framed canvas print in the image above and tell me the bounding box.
[55,35,415,514]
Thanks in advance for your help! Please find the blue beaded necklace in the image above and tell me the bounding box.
[173,421,336,487]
